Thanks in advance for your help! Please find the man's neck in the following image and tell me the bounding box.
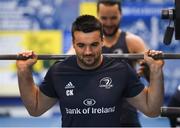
[103,30,121,47]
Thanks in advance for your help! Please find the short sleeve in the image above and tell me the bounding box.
[123,64,145,98]
[39,66,58,98]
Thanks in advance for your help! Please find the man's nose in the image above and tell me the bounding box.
[84,46,92,55]
[104,19,112,26]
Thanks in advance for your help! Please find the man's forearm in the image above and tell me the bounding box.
[147,67,164,116]
[17,69,40,116]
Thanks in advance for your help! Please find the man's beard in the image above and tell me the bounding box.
[78,54,101,67]
[103,25,119,37]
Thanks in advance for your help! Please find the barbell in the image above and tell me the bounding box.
[0,53,180,60]
[161,107,180,117]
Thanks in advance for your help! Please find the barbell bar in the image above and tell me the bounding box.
[161,107,180,117]
[0,53,180,60]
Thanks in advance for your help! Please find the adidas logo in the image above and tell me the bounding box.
[65,82,75,89]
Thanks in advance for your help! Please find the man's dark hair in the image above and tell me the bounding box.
[71,15,103,41]
[97,0,122,12]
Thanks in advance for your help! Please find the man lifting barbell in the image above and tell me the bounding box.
[15,15,164,127]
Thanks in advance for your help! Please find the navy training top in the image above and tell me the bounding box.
[40,55,144,127]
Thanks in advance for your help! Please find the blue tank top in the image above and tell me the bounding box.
[102,31,134,67]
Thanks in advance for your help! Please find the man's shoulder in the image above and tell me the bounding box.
[50,55,77,70]
[125,32,146,53]
[103,56,129,69]
[125,32,141,40]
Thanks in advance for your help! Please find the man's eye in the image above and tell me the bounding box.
[92,44,98,47]
[111,16,117,20]
[101,16,107,20]
[77,44,84,48]
[91,42,99,47]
